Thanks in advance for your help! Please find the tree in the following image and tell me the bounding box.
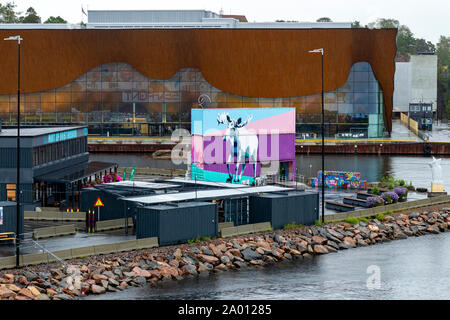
[0,2,20,23]
[414,38,436,54]
[351,21,362,28]
[437,36,450,67]
[367,18,399,29]
[20,7,41,23]
[396,25,416,55]
[44,16,67,23]
[316,17,332,22]
[436,36,449,118]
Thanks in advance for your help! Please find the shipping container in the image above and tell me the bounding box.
[0,201,24,236]
[249,191,319,229]
[136,202,218,245]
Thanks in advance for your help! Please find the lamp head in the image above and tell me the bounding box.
[4,35,22,44]
[308,48,324,55]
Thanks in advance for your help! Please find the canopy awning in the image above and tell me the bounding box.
[35,161,117,184]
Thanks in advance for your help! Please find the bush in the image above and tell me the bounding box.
[394,187,408,200]
[345,217,359,225]
[381,191,399,204]
[381,174,395,183]
[366,196,384,207]
[387,182,394,190]
[371,186,380,195]
[375,213,386,221]
[396,179,405,186]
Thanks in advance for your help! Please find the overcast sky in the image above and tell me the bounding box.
[8,0,449,44]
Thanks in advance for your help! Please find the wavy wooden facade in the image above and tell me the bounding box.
[0,28,397,131]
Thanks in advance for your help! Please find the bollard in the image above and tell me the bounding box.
[92,211,96,233]
[71,208,73,213]
[87,209,91,233]
[77,208,79,213]
[66,208,69,213]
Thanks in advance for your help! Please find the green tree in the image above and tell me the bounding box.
[44,16,67,23]
[19,7,40,23]
[316,17,332,22]
[351,21,362,28]
[396,25,416,55]
[437,36,450,66]
[367,18,399,29]
[414,38,436,53]
[436,36,449,118]
[0,2,19,23]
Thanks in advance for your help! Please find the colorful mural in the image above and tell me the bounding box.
[191,108,296,184]
[311,170,367,189]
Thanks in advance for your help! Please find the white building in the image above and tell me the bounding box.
[393,53,438,114]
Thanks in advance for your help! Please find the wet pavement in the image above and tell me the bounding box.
[0,228,135,257]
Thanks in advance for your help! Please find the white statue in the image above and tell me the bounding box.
[429,156,443,184]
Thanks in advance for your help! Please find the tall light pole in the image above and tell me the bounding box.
[4,35,23,267]
[309,48,325,224]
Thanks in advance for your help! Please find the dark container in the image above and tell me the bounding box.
[136,202,218,245]
[80,188,138,221]
[0,201,24,236]
[249,191,319,229]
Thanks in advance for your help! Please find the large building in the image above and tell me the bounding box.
[393,53,438,115]
[0,126,116,210]
[0,10,397,138]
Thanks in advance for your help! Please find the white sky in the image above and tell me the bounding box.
[8,0,450,44]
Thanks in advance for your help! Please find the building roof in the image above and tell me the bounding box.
[35,161,117,184]
[0,126,86,137]
[220,15,248,22]
[124,185,295,204]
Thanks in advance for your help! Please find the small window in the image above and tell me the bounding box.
[6,184,16,201]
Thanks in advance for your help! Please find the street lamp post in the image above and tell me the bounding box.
[4,35,23,267]
[309,48,325,224]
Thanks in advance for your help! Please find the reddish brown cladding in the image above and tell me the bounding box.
[0,28,397,131]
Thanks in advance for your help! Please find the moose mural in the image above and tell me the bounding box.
[216,112,258,183]
[191,107,296,185]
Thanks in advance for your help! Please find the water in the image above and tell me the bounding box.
[90,153,450,191]
[84,232,450,300]
[85,152,450,299]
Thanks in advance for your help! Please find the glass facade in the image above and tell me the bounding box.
[0,62,385,137]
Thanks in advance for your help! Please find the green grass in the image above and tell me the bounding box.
[283,222,304,230]
[187,236,212,244]
[344,217,359,225]
[314,219,327,226]
[358,217,369,223]
[375,213,386,221]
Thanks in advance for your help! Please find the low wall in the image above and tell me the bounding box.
[218,222,234,232]
[25,211,86,222]
[0,237,159,270]
[33,224,76,240]
[325,194,450,222]
[220,222,272,238]
[95,217,134,231]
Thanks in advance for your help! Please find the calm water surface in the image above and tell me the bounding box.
[85,232,450,300]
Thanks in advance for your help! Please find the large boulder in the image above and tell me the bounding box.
[313,245,329,254]
[197,254,219,266]
[91,285,106,294]
[241,248,262,261]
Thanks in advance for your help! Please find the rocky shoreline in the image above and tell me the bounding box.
[1,207,450,300]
